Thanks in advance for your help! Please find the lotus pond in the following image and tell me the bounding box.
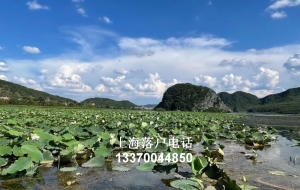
[0,107,299,190]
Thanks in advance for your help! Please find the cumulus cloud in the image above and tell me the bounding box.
[42,64,92,92]
[267,0,300,10]
[271,11,287,19]
[95,84,107,92]
[283,54,300,73]
[0,75,8,81]
[23,46,41,54]
[219,59,264,69]
[99,16,113,24]
[26,0,49,10]
[135,73,178,98]
[221,74,243,90]
[100,75,125,86]
[253,67,279,89]
[193,75,217,87]
[13,77,43,91]
[123,83,135,91]
[0,62,9,72]
[77,8,87,17]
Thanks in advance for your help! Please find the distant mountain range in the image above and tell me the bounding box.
[0,79,299,113]
[81,98,137,108]
[218,87,300,114]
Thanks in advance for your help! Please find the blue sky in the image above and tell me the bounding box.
[0,0,299,105]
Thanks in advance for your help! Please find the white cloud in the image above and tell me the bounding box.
[207,1,212,5]
[0,46,4,50]
[113,69,130,75]
[100,75,125,86]
[221,74,243,90]
[23,46,41,54]
[72,0,84,2]
[0,75,8,81]
[123,83,135,91]
[135,73,178,98]
[95,84,107,92]
[283,54,300,73]
[254,67,279,89]
[26,0,49,10]
[270,11,287,19]
[99,16,113,24]
[193,75,217,87]
[43,64,92,93]
[77,8,87,17]
[13,77,43,91]
[219,59,264,69]
[0,62,9,72]
[267,0,300,10]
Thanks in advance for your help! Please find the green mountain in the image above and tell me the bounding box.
[218,91,260,112]
[155,83,231,112]
[249,87,300,114]
[0,79,78,106]
[81,98,137,108]
[218,87,300,114]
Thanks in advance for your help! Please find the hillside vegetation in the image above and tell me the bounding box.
[155,83,231,112]
[81,98,137,109]
[0,79,78,106]
[218,87,300,114]
[218,91,260,112]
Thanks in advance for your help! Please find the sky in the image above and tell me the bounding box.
[0,0,300,105]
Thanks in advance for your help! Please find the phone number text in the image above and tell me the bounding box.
[116,152,193,163]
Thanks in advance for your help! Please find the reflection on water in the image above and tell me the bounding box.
[219,136,300,189]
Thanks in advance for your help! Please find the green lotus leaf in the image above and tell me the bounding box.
[94,145,112,157]
[0,157,8,167]
[99,131,110,140]
[21,144,43,163]
[0,146,12,156]
[81,156,105,167]
[62,133,74,140]
[88,126,104,135]
[26,164,39,176]
[40,150,54,164]
[59,167,78,172]
[191,156,208,175]
[13,145,24,157]
[2,157,32,175]
[7,119,17,125]
[136,162,156,171]
[8,129,23,137]
[82,136,100,147]
[112,165,131,172]
[170,180,202,190]
[36,132,55,143]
